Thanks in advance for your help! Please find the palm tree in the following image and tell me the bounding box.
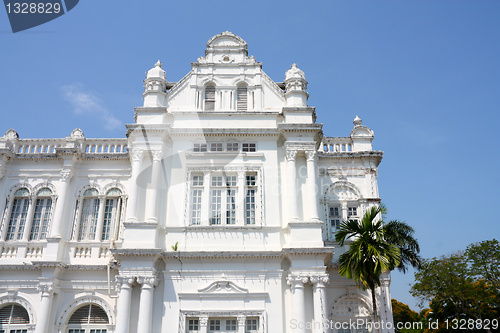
[335,205,421,324]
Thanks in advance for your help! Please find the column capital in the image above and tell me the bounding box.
[60,169,73,182]
[310,274,330,287]
[131,149,144,162]
[151,149,163,162]
[137,276,159,288]
[116,276,135,290]
[286,149,298,161]
[37,282,58,297]
[287,274,309,287]
[305,150,317,161]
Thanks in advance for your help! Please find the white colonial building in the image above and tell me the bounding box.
[0,32,394,333]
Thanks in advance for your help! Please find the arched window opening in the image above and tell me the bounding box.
[67,304,109,333]
[204,85,216,111]
[6,189,30,241]
[325,183,362,242]
[236,85,247,111]
[102,189,122,241]
[0,303,30,332]
[30,188,53,241]
[78,189,100,241]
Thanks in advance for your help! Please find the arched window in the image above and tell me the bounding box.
[0,303,30,332]
[78,189,100,241]
[324,182,363,241]
[204,84,216,111]
[102,189,122,241]
[29,188,53,241]
[5,189,30,241]
[75,188,124,242]
[236,85,247,111]
[67,304,109,333]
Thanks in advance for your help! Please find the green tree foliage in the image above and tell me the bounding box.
[335,206,422,320]
[411,239,500,333]
[392,299,421,332]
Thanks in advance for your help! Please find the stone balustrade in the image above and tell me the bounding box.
[321,137,353,153]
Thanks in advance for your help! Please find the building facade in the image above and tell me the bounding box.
[0,32,394,333]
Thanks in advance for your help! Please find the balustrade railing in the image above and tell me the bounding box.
[321,137,353,153]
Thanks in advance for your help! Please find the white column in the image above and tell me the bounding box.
[311,275,330,333]
[306,150,320,221]
[237,315,246,333]
[287,275,308,333]
[94,196,106,241]
[126,149,144,222]
[21,195,36,241]
[286,149,299,221]
[199,315,209,333]
[33,283,56,333]
[115,277,135,333]
[137,277,158,333]
[146,150,162,222]
[50,169,72,238]
[237,171,245,225]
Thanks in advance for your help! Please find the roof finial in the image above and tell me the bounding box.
[353,115,362,126]
[155,60,162,68]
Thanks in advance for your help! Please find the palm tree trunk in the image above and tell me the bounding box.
[371,285,379,333]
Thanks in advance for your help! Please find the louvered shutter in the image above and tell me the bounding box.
[237,86,247,111]
[0,304,29,325]
[204,86,215,111]
[69,304,109,325]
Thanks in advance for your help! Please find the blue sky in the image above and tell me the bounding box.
[1,1,499,310]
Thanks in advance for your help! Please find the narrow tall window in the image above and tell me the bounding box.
[102,189,122,241]
[204,85,216,111]
[236,85,247,111]
[78,189,100,241]
[191,175,203,225]
[225,176,237,225]
[6,188,30,241]
[245,174,257,225]
[30,188,53,240]
[210,176,223,225]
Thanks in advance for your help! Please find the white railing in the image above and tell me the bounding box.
[14,139,65,154]
[11,139,127,155]
[321,137,353,153]
[83,139,128,154]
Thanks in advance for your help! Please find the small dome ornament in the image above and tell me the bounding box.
[285,63,306,81]
[353,115,362,126]
[146,60,166,80]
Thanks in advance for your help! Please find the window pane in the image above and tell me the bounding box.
[242,143,256,152]
[226,189,236,225]
[79,198,100,240]
[6,198,29,240]
[210,143,223,152]
[245,189,256,225]
[191,189,203,225]
[102,198,118,241]
[30,198,52,240]
[210,190,222,225]
[227,142,239,151]
[194,143,208,152]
